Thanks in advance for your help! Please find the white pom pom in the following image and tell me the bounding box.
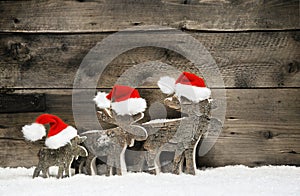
[22,123,46,141]
[93,92,111,109]
[157,76,176,95]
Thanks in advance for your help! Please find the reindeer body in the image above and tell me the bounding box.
[141,96,212,175]
[81,128,134,176]
[33,136,88,178]
[170,96,211,175]
[81,110,147,176]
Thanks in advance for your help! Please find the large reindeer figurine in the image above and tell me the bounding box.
[142,72,217,175]
[81,85,148,176]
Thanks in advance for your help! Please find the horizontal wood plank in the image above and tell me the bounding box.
[1,31,299,88]
[0,139,43,167]
[0,88,299,167]
[198,123,300,167]
[0,0,298,32]
[0,93,46,113]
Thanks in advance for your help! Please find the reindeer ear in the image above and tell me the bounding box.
[79,136,87,143]
[157,76,176,95]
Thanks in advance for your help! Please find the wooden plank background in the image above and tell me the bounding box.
[0,0,299,168]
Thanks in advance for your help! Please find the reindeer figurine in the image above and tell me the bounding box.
[33,136,87,178]
[81,85,148,176]
[21,114,88,178]
[141,72,221,175]
[156,72,220,175]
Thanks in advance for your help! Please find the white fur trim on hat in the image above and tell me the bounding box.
[93,92,111,109]
[175,83,211,103]
[22,123,46,142]
[157,76,176,95]
[111,98,147,116]
[45,126,78,149]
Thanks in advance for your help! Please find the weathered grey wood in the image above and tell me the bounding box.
[198,124,300,167]
[0,93,46,113]
[0,88,299,139]
[0,0,298,32]
[0,88,299,167]
[0,139,43,167]
[0,31,299,88]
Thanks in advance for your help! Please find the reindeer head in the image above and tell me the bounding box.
[97,108,116,124]
[70,136,87,146]
[70,136,88,159]
[164,95,181,111]
[164,95,213,117]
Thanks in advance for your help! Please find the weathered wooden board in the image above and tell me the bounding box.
[0,139,43,167]
[0,93,45,113]
[198,123,300,167]
[0,88,299,167]
[0,0,298,32]
[1,31,299,88]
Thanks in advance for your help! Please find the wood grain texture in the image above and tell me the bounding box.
[1,31,299,88]
[0,139,43,167]
[0,0,298,32]
[0,93,46,113]
[198,123,300,167]
[0,88,299,167]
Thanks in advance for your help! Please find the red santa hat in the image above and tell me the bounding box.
[157,72,211,102]
[22,114,77,149]
[93,85,147,116]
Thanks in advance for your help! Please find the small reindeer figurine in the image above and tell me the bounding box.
[81,85,148,176]
[33,136,87,178]
[21,114,88,178]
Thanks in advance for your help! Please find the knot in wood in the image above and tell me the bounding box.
[263,131,273,139]
[7,42,31,61]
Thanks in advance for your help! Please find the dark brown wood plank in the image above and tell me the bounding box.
[198,124,300,167]
[0,0,298,32]
[0,93,46,113]
[0,139,43,167]
[0,88,299,167]
[1,31,299,88]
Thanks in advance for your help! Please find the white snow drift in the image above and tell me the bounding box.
[0,165,299,196]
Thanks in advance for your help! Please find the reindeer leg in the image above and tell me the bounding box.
[185,148,196,175]
[41,166,49,178]
[78,157,86,174]
[33,165,41,178]
[173,150,184,175]
[57,166,64,179]
[154,151,161,175]
[115,159,122,176]
[185,134,203,175]
[86,155,97,175]
[106,156,114,176]
[146,151,159,175]
[65,159,72,177]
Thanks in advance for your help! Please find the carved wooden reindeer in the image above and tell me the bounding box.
[81,109,147,176]
[95,99,215,175]
[166,96,212,175]
[33,136,88,178]
[142,72,222,175]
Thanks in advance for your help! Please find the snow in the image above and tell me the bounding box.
[142,118,184,125]
[0,166,299,196]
